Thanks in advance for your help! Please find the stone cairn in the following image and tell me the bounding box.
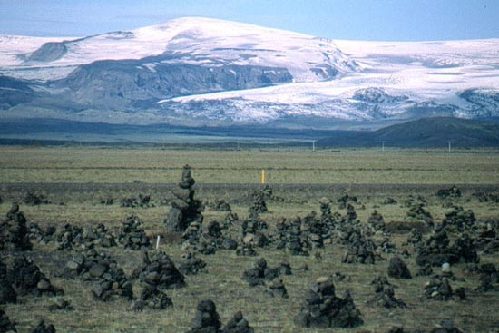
[368,276,406,309]
[346,203,358,222]
[249,190,268,214]
[0,203,33,251]
[7,257,63,297]
[406,198,434,227]
[31,319,56,333]
[187,300,254,333]
[81,223,116,249]
[131,284,173,311]
[178,252,207,276]
[442,206,475,232]
[0,309,16,333]
[236,212,268,256]
[187,299,221,333]
[294,276,363,328]
[58,249,131,301]
[242,258,280,287]
[424,276,465,301]
[387,256,412,279]
[121,193,154,208]
[165,164,203,233]
[368,210,386,231]
[341,231,377,264]
[118,215,151,250]
[473,263,498,292]
[436,186,462,199]
[265,279,289,299]
[133,251,186,289]
[286,217,309,256]
[303,211,329,249]
[54,224,84,250]
[338,194,357,210]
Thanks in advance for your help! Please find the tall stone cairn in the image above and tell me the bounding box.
[165,165,203,232]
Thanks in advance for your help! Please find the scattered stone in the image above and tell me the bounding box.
[294,276,363,328]
[165,165,203,232]
[221,311,254,333]
[131,285,172,311]
[0,203,33,251]
[187,299,221,333]
[133,251,185,289]
[118,215,151,250]
[31,319,55,333]
[387,256,412,279]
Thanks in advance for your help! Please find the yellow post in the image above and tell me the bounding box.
[260,169,266,184]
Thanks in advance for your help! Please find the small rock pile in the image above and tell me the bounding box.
[187,300,254,333]
[294,276,363,328]
[241,258,280,287]
[286,217,309,256]
[303,211,329,249]
[338,194,357,210]
[387,256,412,279]
[346,203,357,222]
[131,284,173,311]
[27,222,55,244]
[368,210,385,230]
[165,165,203,232]
[81,224,116,248]
[8,257,62,297]
[368,276,406,309]
[249,190,268,214]
[473,263,498,292]
[436,186,462,199]
[210,200,231,211]
[118,215,151,250]
[342,234,377,264]
[54,224,84,250]
[424,276,464,301]
[442,206,475,231]
[31,319,56,333]
[265,279,289,299]
[187,299,221,333]
[178,252,207,275]
[23,191,50,205]
[133,251,186,289]
[91,267,133,302]
[0,309,16,333]
[406,202,434,227]
[121,194,153,208]
[0,203,33,251]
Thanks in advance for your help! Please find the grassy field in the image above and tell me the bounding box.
[1,146,498,332]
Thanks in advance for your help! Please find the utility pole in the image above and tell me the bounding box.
[448,141,451,153]
[312,140,316,152]
[382,141,385,152]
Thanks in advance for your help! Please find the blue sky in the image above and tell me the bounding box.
[0,0,497,41]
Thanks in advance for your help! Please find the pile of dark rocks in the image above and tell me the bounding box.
[0,309,16,333]
[132,251,186,289]
[7,257,63,297]
[387,256,412,279]
[436,186,462,199]
[468,263,498,292]
[472,191,499,203]
[165,165,203,232]
[209,200,231,211]
[27,222,55,245]
[54,224,84,250]
[131,284,172,311]
[0,203,33,251]
[368,210,386,231]
[55,223,117,250]
[118,215,151,250]
[121,194,153,208]
[187,300,254,333]
[178,252,207,275]
[338,194,357,210]
[249,190,267,214]
[302,211,329,249]
[424,276,465,301]
[265,279,289,299]
[442,206,475,231]
[346,203,358,222]
[241,258,280,287]
[368,276,406,309]
[81,224,116,248]
[294,276,363,328]
[286,217,309,256]
[23,191,50,205]
[406,201,434,227]
[342,232,377,264]
[91,266,132,302]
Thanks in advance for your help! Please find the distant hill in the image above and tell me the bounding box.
[318,117,499,147]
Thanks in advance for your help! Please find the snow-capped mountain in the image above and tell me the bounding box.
[0,17,497,129]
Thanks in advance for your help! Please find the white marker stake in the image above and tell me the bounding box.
[156,235,161,250]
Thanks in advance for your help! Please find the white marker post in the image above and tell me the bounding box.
[156,235,161,250]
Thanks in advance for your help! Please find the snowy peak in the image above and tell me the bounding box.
[0,16,358,82]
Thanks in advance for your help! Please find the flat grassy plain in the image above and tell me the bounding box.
[0,146,498,332]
